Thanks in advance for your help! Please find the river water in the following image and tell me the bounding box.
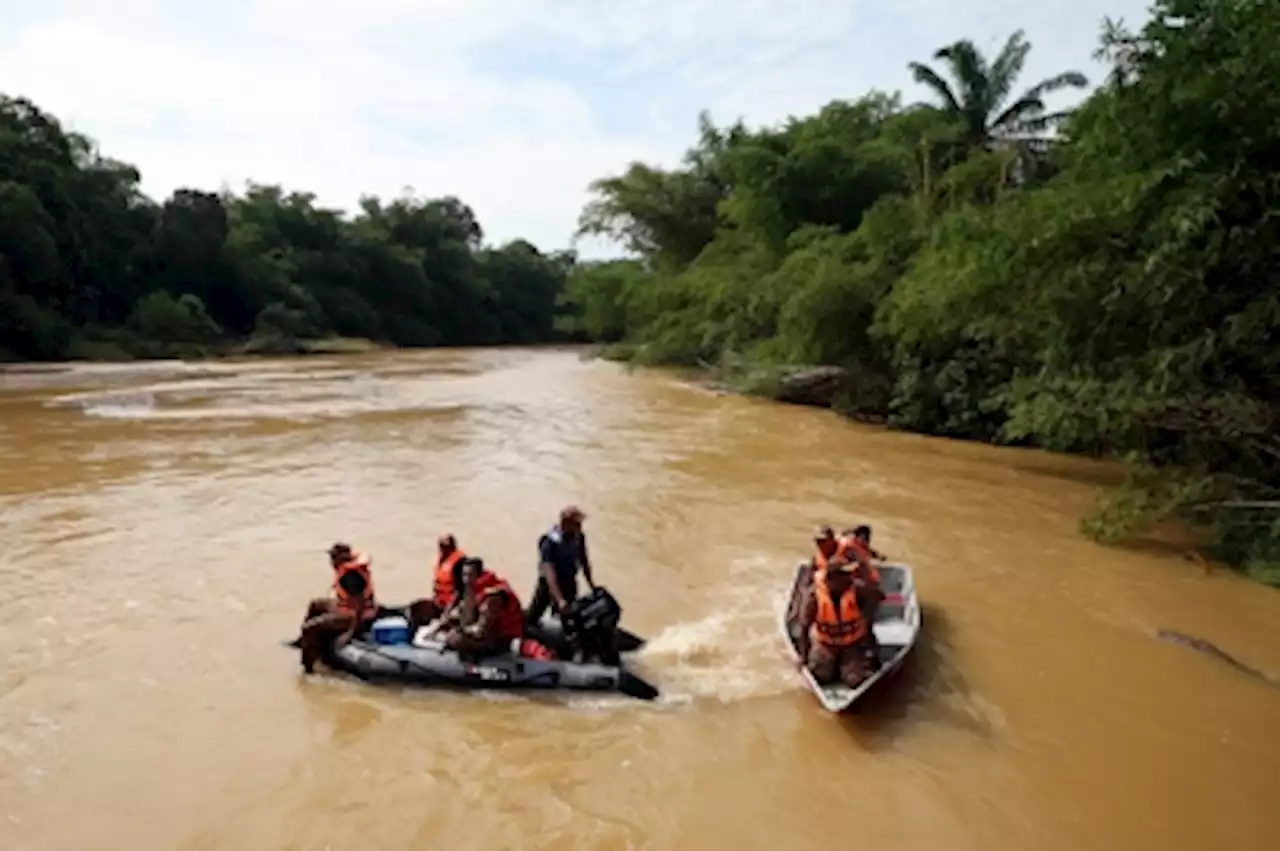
[1,348,1277,851]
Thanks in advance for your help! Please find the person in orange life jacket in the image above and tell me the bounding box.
[297,542,378,621]
[832,525,886,666]
[405,534,467,630]
[844,524,886,562]
[837,525,885,612]
[813,525,841,572]
[788,526,840,624]
[798,523,878,589]
[525,505,596,627]
[796,559,873,687]
[438,557,529,658]
[296,543,381,673]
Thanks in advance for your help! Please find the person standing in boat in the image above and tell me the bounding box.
[796,560,874,688]
[833,526,885,666]
[841,525,887,565]
[835,527,884,593]
[787,526,841,625]
[802,524,881,585]
[793,524,876,607]
[848,525,886,561]
[524,505,596,627]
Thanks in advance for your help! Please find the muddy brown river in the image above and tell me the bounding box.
[1,348,1277,851]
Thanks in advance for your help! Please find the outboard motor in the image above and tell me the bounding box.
[563,586,623,667]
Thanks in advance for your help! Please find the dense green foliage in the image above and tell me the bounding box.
[0,98,576,362]
[560,0,1280,584]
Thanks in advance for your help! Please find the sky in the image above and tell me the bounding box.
[0,0,1154,258]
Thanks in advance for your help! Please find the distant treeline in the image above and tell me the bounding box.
[1,95,581,363]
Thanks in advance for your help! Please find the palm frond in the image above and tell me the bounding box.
[1021,71,1090,102]
[940,40,1000,145]
[990,95,1045,133]
[936,40,989,112]
[908,62,961,113]
[987,30,1031,115]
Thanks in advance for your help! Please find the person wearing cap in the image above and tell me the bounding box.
[525,505,596,627]
[813,526,840,564]
[796,557,874,688]
[294,543,380,673]
[787,526,840,624]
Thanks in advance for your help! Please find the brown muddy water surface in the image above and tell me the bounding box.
[1,348,1277,851]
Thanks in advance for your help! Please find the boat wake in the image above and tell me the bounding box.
[637,575,798,705]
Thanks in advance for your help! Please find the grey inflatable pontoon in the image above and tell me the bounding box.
[291,587,659,701]
[324,633,658,700]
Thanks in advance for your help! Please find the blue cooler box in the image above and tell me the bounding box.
[371,615,411,645]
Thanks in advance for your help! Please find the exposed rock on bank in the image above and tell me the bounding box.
[730,363,888,424]
[767,365,850,407]
[593,345,887,423]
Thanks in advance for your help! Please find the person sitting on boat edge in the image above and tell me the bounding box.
[405,533,467,631]
[525,505,596,627]
[296,543,381,673]
[441,557,553,660]
[796,559,874,688]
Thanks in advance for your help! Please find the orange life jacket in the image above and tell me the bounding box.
[836,536,881,585]
[472,571,525,642]
[811,581,866,647]
[433,549,466,608]
[333,552,375,616]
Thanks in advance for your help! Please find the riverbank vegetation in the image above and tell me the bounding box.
[558,0,1280,585]
[1,102,576,364]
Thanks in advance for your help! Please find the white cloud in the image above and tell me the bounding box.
[0,0,1153,257]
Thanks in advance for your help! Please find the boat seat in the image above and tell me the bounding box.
[877,569,907,594]
[876,602,906,621]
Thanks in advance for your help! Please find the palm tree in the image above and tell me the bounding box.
[908,30,1088,151]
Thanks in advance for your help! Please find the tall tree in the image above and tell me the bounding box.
[908,29,1089,150]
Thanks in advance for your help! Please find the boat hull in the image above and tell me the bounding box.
[780,561,921,713]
